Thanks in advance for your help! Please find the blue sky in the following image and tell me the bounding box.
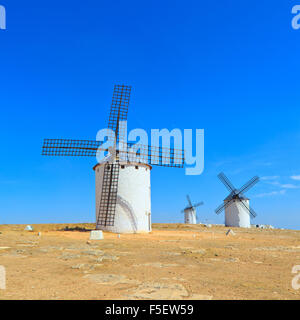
[1,1,300,229]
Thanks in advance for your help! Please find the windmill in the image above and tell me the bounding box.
[42,85,185,234]
[215,172,260,228]
[181,195,204,224]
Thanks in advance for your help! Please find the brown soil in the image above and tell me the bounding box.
[0,223,300,300]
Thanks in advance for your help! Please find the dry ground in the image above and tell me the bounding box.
[0,223,300,300]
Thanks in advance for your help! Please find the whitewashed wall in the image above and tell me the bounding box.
[184,208,196,224]
[94,162,151,233]
[224,200,250,228]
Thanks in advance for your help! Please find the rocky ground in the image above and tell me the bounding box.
[0,223,300,300]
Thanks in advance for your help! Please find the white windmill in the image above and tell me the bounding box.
[215,172,260,228]
[181,195,204,224]
[42,85,185,234]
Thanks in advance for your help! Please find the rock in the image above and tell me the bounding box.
[224,257,239,263]
[2,251,28,258]
[71,264,86,269]
[166,252,181,256]
[17,243,37,247]
[256,224,274,229]
[126,282,189,300]
[209,258,220,262]
[172,277,185,281]
[38,232,42,237]
[58,254,81,260]
[89,230,104,240]
[72,263,102,270]
[81,250,104,256]
[96,253,118,262]
[25,225,34,231]
[224,245,236,250]
[189,294,213,300]
[204,224,212,228]
[84,273,139,285]
[191,249,206,255]
[226,229,235,236]
[133,262,179,268]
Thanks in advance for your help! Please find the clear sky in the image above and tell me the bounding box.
[1,1,300,229]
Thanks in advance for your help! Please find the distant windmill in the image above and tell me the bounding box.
[215,172,260,228]
[42,85,185,234]
[181,195,204,224]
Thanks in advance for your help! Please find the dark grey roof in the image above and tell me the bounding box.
[224,191,249,202]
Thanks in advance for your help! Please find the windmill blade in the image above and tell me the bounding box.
[107,85,132,143]
[215,202,225,215]
[239,200,258,219]
[186,195,193,207]
[237,176,260,195]
[126,142,184,168]
[215,199,234,215]
[97,163,120,227]
[42,139,108,157]
[193,201,204,208]
[217,172,236,193]
[249,206,258,219]
[42,139,185,168]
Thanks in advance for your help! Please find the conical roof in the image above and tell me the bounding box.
[224,191,249,202]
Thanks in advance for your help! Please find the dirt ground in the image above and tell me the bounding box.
[0,223,300,300]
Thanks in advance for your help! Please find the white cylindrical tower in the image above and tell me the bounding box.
[93,161,152,233]
[224,198,250,228]
[184,208,196,224]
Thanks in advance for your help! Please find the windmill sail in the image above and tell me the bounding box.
[217,172,235,193]
[97,163,120,227]
[97,85,132,226]
[108,85,131,143]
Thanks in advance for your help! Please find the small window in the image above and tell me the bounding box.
[135,166,139,170]
[97,168,99,172]
[121,165,125,169]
